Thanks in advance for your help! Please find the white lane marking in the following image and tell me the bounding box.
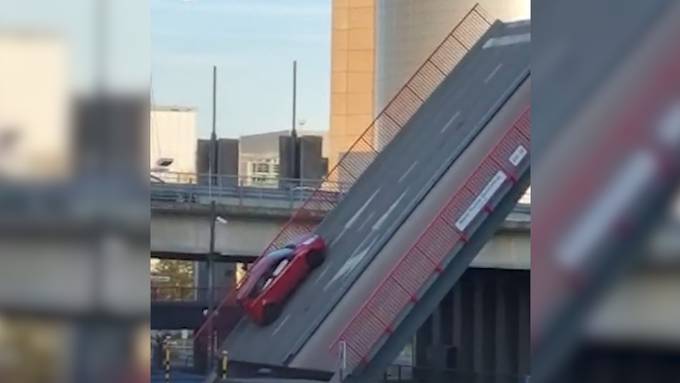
[441,111,461,134]
[356,211,375,232]
[555,151,656,270]
[346,188,380,229]
[372,188,409,231]
[324,235,379,291]
[272,314,291,336]
[314,265,331,284]
[331,188,381,247]
[398,162,419,183]
[483,33,531,49]
[484,63,503,83]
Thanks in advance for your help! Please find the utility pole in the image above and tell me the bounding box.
[291,61,300,183]
[207,65,218,373]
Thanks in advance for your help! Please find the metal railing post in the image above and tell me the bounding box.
[163,336,171,383]
[220,350,229,380]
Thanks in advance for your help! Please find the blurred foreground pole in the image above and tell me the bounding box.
[532,1,680,381]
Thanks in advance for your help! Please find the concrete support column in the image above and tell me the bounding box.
[517,277,530,375]
[473,272,485,373]
[453,274,474,371]
[429,305,447,370]
[495,276,511,379]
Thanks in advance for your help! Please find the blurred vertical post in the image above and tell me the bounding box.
[163,336,171,383]
[221,350,229,380]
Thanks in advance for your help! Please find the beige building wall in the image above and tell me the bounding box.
[376,0,530,111]
[0,33,71,180]
[328,0,377,170]
[328,0,530,170]
[150,106,197,181]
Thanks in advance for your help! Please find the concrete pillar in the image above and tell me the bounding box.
[473,271,485,373]
[217,138,239,186]
[429,305,446,370]
[299,135,325,183]
[495,276,511,378]
[453,274,474,371]
[196,139,211,185]
[505,275,520,375]
[483,272,497,373]
[517,276,530,375]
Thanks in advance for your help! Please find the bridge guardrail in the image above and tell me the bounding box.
[151,172,348,210]
[151,285,235,303]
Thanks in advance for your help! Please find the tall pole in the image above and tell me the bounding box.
[292,60,298,139]
[207,65,218,373]
[291,61,300,182]
[209,66,218,195]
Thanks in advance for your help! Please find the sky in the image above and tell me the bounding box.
[151,0,332,139]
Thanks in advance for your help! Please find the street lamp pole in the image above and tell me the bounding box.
[291,61,300,185]
[207,65,218,372]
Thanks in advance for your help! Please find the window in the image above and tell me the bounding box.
[255,163,269,173]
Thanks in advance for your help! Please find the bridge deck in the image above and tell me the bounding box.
[224,20,530,370]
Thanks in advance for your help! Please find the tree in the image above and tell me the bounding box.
[150,260,195,300]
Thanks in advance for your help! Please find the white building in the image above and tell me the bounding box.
[150,106,197,182]
[239,129,327,187]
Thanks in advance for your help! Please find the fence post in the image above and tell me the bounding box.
[163,336,171,383]
[338,340,347,382]
[220,350,229,380]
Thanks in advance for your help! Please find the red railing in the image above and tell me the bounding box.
[194,3,493,344]
[331,106,531,373]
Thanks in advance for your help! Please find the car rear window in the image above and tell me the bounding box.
[266,248,294,258]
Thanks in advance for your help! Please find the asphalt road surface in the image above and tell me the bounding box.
[224,20,530,368]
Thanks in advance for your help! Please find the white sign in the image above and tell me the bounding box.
[509,145,527,166]
[455,171,508,231]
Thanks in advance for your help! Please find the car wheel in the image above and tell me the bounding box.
[305,250,325,269]
[262,302,282,326]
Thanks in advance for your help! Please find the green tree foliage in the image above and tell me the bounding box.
[151,260,195,300]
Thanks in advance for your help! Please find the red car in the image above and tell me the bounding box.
[236,234,326,325]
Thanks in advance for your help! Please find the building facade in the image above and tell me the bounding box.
[239,130,327,187]
[150,106,198,182]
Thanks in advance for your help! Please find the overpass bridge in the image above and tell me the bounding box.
[151,196,529,268]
